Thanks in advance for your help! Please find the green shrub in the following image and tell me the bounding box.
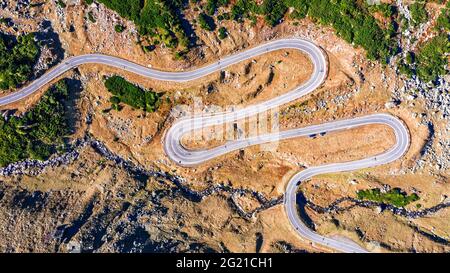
[97,0,190,49]
[398,60,414,78]
[205,0,229,15]
[289,0,393,61]
[57,0,66,8]
[231,0,261,22]
[0,80,71,166]
[229,0,395,62]
[368,3,395,18]
[410,2,428,26]
[174,50,186,60]
[114,24,125,33]
[109,96,121,104]
[198,12,216,31]
[263,0,287,26]
[356,188,420,207]
[0,33,39,90]
[104,75,161,112]
[436,1,450,31]
[290,9,307,20]
[405,51,415,64]
[221,12,231,20]
[218,26,227,39]
[87,11,96,23]
[416,34,449,83]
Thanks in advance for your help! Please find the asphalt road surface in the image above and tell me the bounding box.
[0,39,410,253]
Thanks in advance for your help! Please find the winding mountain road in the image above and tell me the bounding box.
[0,39,409,253]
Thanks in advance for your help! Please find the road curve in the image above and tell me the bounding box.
[0,39,410,253]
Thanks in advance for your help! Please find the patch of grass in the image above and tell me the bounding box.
[104,75,161,112]
[356,187,420,207]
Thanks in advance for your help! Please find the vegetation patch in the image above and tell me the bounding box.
[356,187,420,207]
[218,26,227,39]
[262,0,287,26]
[198,12,216,31]
[97,0,190,49]
[397,2,449,82]
[205,0,229,16]
[57,0,67,8]
[409,1,428,26]
[416,34,449,83]
[87,11,96,23]
[0,32,39,90]
[0,80,71,166]
[97,0,398,62]
[436,1,450,31]
[289,0,395,61]
[368,2,396,18]
[114,24,125,33]
[231,0,395,61]
[104,75,161,112]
